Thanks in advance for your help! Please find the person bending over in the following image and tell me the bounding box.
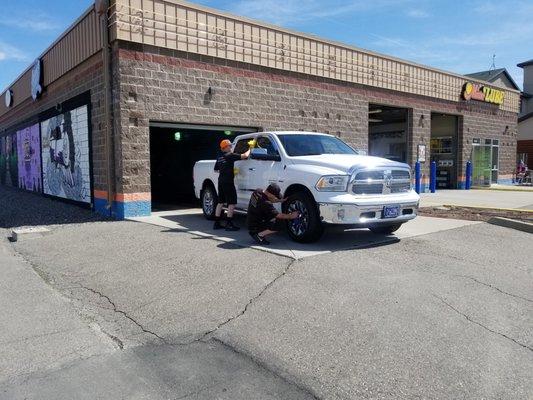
[213,139,251,231]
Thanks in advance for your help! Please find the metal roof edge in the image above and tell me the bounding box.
[0,3,96,96]
[501,70,521,91]
[160,0,521,94]
[464,69,520,90]
[519,111,533,123]
[517,59,533,68]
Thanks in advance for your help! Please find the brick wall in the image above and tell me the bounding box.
[0,52,108,193]
[115,41,517,195]
[462,112,517,183]
[0,39,519,217]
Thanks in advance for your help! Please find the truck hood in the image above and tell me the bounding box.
[290,154,409,174]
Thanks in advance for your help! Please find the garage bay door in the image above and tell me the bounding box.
[149,123,258,209]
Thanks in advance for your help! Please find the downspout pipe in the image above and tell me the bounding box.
[96,0,115,215]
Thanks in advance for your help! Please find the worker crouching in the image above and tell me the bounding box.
[247,183,300,245]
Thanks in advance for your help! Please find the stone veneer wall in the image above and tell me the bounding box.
[0,40,519,218]
[115,41,517,202]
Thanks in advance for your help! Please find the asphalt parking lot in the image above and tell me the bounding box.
[1,186,532,400]
[129,208,480,259]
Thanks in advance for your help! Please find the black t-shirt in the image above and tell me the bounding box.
[215,152,241,183]
[247,189,279,232]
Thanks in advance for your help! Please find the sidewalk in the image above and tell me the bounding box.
[481,184,533,192]
[0,232,114,382]
[420,189,533,210]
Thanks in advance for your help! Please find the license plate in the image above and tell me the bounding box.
[383,205,400,219]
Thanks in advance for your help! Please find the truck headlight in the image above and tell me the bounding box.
[315,175,349,192]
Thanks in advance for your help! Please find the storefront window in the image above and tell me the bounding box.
[471,138,500,186]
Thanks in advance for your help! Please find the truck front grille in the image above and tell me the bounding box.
[353,184,383,195]
[352,168,411,195]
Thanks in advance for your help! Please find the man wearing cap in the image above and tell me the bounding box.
[213,139,251,231]
[247,183,300,244]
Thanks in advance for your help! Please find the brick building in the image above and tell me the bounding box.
[0,0,521,219]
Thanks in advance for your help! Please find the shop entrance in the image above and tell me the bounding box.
[368,104,408,162]
[149,123,258,210]
[471,138,499,186]
[430,114,459,189]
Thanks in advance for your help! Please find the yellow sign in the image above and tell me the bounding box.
[462,82,504,105]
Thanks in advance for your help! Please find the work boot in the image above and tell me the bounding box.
[250,232,270,245]
[213,218,224,230]
[225,219,240,231]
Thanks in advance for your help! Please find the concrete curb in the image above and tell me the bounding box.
[443,204,533,213]
[471,187,533,192]
[9,227,51,242]
[487,217,533,234]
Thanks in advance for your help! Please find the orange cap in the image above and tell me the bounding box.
[220,139,232,150]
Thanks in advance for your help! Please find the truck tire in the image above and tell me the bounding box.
[369,223,402,235]
[201,183,218,220]
[284,192,324,243]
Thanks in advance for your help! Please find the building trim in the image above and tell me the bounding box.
[517,59,533,68]
[110,0,520,114]
[0,5,102,119]
[465,68,521,91]
[519,111,533,123]
[0,5,96,96]
[118,45,518,119]
[148,0,521,93]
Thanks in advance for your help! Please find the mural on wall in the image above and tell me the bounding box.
[17,124,42,192]
[0,133,18,187]
[41,105,91,203]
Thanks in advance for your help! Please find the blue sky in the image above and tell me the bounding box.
[1,0,531,92]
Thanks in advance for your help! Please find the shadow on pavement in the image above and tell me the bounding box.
[155,209,399,259]
[0,186,110,229]
[1,342,315,400]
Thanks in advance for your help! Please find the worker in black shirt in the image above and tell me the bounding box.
[213,139,251,231]
[247,183,299,244]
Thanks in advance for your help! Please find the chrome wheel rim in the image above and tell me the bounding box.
[287,200,309,236]
[203,188,215,215]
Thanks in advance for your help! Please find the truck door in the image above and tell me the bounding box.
[246,135,284,197]
[233,137,255,207]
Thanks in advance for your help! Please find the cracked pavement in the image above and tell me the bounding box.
[1,213,532,399]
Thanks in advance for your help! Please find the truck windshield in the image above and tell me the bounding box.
[277,134,357,156]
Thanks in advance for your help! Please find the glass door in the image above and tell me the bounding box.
[472,140,492,187]
[491,139,499,183]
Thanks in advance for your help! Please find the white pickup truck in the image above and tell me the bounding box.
[193,131,419,243]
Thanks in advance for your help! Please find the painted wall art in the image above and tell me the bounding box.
[40,105,91,203]
[17,124,42,192]
[0,133,18,187]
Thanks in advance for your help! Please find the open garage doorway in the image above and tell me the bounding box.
[149,123,258,210]
[430,114,459,189]
[368,104,409,162]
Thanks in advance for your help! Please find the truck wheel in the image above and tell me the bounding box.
[284,192,324,243]
[369,223,402,235]
[201,183,218,220]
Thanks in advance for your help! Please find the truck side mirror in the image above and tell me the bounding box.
[251,148,267,157]
[250,148,281,161]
